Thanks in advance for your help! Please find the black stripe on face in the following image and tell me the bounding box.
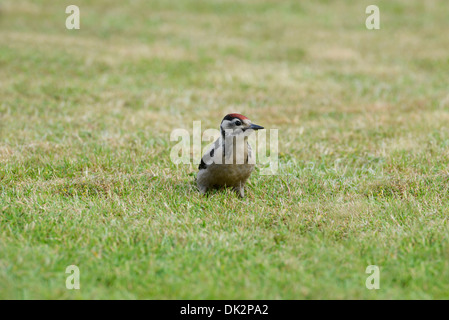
[198,158,208,170]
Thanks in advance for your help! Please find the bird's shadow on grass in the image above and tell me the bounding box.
[184,178,245,200]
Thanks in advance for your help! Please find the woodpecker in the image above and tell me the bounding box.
[197,113,264,197]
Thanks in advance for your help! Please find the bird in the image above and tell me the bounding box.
[197,113,264,198]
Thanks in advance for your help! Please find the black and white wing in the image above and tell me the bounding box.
[198,139,221,170]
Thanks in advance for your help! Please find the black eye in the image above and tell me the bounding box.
[235,120,242,126]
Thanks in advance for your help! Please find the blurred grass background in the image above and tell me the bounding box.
[1,0,449,299]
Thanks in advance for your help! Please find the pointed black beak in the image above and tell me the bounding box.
[249,124,264,130]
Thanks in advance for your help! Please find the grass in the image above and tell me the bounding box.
[1,0,449,299]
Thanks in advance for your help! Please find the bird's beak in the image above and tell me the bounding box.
[249,124,264,130]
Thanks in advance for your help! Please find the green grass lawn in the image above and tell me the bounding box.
[1,0,449,299]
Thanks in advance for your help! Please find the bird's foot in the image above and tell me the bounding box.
[198,185,208,195]
[234,186,245,198]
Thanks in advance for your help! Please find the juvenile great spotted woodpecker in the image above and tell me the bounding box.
[197,113,264,198]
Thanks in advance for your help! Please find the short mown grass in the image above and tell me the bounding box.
[1,0,449,299]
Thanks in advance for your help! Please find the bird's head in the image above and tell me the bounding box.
[220,113,264,137]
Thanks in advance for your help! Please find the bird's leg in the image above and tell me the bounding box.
[235,182,245,198]
[198,185,208,195]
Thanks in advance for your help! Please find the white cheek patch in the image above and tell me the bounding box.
[221,120,233,129]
